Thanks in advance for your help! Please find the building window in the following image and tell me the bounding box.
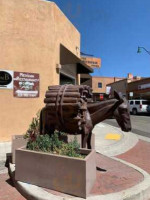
[98,82,102,88]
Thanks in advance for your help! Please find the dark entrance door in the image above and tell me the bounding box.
[60,73,75,85]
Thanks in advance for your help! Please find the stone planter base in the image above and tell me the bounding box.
[15,148,96,198]
[12,135,28,164]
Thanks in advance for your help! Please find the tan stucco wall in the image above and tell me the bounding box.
[108,79,128,96]
[92,76,123,93]
[0,0,80,141]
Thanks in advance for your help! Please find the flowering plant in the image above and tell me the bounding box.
[24,111,40,141]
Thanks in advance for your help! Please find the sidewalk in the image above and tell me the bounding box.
[0,123,150,200]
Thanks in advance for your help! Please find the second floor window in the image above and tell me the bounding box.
[98,82,102,88]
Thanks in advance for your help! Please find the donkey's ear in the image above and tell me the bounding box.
[114,90,123,100]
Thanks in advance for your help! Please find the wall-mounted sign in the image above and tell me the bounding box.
[138,83,150,90]
[81,56,101,68]
[106,86,111,95]
[129,92,133,97]
[0,70,14,89]
[13,72,39,98]
[99,94,104,100]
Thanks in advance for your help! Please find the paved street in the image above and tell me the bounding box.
[104,114,150,138]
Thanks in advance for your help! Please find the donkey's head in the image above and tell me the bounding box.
[113,91,131,132]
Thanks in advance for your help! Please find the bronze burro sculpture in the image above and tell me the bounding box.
[40,85,131,149]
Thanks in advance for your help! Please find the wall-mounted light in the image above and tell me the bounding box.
[76,46,80,56]
[56,64,61,69]
[56,64,61,74]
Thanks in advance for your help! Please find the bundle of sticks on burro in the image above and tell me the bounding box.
[40,85,94,147]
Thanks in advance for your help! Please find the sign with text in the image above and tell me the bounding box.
[81,56,101,68]
[0,70,14,89]
[106,86,111,95]
[129,92,133,97]
[138,83,150,90]
[99,94,104,100]
[13,72,39,98]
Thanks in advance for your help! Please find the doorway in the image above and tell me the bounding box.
[60,73,75,85]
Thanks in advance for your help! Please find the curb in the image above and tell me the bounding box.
[0,141,11,161]
[5,123,150,200]
[134,134,150,143]
[8,163,64,200]
[9,155,150,200]
[93,123,139,157]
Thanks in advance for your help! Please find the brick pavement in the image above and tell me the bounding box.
[90,153,144,195]
[117,140,150,174]
[0,140,148,199]
[43,153,144,197]
[0,173,25,200]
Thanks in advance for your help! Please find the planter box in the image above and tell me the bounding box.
[15,148,96,198]
[12,135,28,164]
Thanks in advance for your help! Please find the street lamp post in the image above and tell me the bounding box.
[137,46,150,55]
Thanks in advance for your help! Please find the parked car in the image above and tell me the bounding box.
[129,99,150,115]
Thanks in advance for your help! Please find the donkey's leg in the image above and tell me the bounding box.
[81,125,90,148]
[82,133,89,148]
[87,131,92,149]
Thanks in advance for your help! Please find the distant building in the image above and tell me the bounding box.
[107,73,150,100]
[80,75,123,101]
[107,78,131,97]
[127,77,150,100]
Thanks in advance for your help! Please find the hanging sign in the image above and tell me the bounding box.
[0,70,14,89]
[13,72,40,98]
[81,56,101,68]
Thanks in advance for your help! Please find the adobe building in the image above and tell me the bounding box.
[0,0,92,142]
[91,76,123,100]
[107,73,150,100]
[127,78,150,100]
[107,79,130,97]
[107,73,141,98]
[81,75,123,101]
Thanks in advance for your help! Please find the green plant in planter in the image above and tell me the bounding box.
[24,110,40,141]
[60,136,81,158]
[26,131,85,159]
[25,112,85,158]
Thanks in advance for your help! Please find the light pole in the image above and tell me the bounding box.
[137,46,150,55]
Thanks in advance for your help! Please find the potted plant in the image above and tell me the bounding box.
[15,114,96,198]
[12,111,40,163]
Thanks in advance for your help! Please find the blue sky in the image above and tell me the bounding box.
[50,0,150,78]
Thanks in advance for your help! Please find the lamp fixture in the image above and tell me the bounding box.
[137,46,150,55]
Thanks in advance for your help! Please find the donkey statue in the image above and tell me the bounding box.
[40,85,131,149]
